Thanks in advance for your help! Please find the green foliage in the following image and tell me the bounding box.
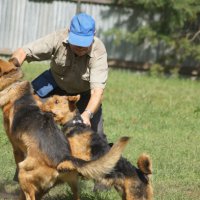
[149,63,164,76]
[111,0,200,74]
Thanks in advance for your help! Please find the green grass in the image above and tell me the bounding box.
[0,62,200,200]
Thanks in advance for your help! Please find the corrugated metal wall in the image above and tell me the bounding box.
[0,0,156,62]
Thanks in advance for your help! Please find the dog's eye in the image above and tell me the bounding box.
[55,100,59,104]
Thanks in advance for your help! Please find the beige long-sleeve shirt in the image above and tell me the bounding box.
[23,29,108,94]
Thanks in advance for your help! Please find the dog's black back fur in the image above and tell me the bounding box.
[11,90,71,165]
[106,157,149,184]
[90,132,110,160]
[63,119,149,185]
[65,123,110,160]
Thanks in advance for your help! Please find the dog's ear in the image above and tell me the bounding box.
[137,154,152,175]
[0,59,17,76]
[68,95,80,103]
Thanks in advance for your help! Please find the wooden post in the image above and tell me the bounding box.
[76,0,81,14]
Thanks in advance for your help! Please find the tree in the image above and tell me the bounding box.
[111,0,200,75]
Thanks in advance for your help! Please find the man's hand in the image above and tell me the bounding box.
[11,48,26,66]
[81,111,91,126]
[8,57,21,68]
[81,88,104,127]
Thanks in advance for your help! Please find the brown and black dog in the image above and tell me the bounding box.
[0,58,23,90]
[42,95,153,200]
[0,60,130,200]
[0,58,24,175]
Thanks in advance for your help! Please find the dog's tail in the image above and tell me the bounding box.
[58,136,130,180]
[137,154,153,199]
[137,153,152,175]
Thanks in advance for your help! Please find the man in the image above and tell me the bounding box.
[11,13,108,139]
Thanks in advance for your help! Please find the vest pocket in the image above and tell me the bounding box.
[51,59,71,75]
[81,68,90,81]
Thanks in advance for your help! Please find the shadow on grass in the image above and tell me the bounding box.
[0,179,111,200]
[0,179,20,199]
[44,192,108,200]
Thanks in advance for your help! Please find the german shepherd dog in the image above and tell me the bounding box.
[0,58,23,90]
[41,95,153,200]
[0,58,24,173]
[0,59,129,200]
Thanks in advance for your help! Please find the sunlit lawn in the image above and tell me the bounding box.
[0,62,200,199]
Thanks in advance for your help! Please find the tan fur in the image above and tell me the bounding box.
[137,154,152,174]
[123,177,153,200]
[33,94,43,108]
[41,95,80,124]
[68,131,92,161]
[0,59,17,75]
[0,81,30,107]
[0,59,23,91]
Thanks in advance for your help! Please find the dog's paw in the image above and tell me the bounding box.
[57,160,75,173]
[58,168,70,173]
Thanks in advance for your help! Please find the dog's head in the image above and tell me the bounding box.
[0,81,31,107]
[123,154,153,200]
[41,95,80,125]
[0,58,23,91]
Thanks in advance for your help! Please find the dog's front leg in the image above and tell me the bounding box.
[24,192,35,200]
[18,189,36,200]
[18,189,26,200]
[18,159,37,200]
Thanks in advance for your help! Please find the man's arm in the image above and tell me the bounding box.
[81,88,104,126]
[11,30,64,65]
[11,48,26,66]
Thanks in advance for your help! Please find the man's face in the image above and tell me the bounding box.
[69,44,92,57]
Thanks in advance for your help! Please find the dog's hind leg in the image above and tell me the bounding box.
[13,147,25,181]
[13,147,25,165]
[18,158,38,200]
[67,172,80,200]
[19,157,59,199]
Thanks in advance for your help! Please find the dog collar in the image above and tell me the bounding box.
[62,114,85,132]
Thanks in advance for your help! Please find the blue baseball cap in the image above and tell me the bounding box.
[68,13,95,47]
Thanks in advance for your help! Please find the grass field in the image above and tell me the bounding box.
[0,62,200,200]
